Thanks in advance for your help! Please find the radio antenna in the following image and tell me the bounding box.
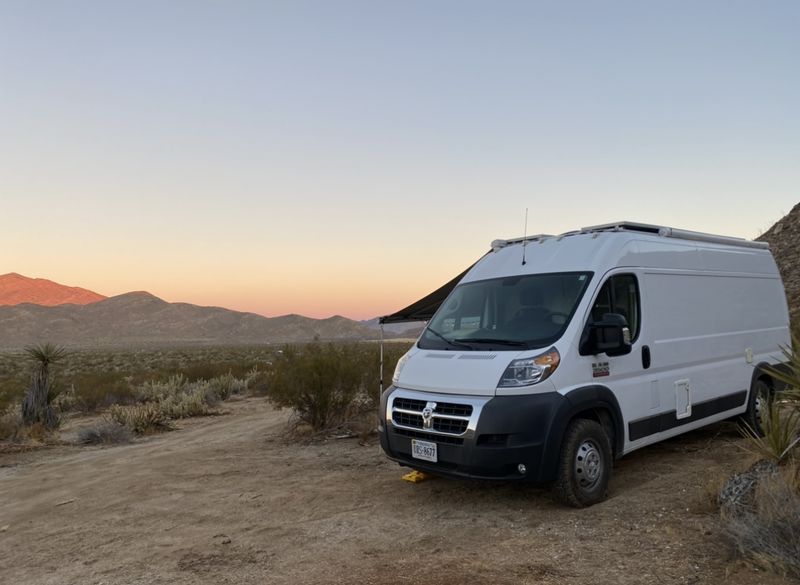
[521,208,528,266]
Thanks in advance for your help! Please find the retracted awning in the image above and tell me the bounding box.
[379,261,479,324]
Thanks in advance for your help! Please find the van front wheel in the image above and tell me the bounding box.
[553,419,612,508]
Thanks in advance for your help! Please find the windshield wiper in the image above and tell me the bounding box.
[425,327,474,350]
[453,337,529,348]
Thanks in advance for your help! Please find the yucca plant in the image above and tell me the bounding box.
[743,337,800,464]
[765,335,800,401]
[21,343,67,429]
[741,400,800,464]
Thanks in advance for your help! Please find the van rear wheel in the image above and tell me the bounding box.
[553,419,612,508]
[739,379,771,437]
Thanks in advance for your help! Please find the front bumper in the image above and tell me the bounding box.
[379,385,566,482]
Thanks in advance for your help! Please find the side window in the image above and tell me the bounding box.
[590,274,641,342]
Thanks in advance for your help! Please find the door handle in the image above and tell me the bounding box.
[642,345,651,369]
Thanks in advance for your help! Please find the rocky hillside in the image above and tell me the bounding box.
[757,203,800,328]
[0,273,106,306]
[0,291,380,348]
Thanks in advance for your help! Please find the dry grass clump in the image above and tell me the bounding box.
[77,421,133,445]
[107,371,251,433]
[722,339,800,577]
[108,403,172,435]
[137,374,187,402]
[206,371,247,401]
[157,386,212,419]
[723,466,800,578]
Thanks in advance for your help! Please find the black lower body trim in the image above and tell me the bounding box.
[628,389,747,441]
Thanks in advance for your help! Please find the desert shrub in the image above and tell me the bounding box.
[268,343,365,431]
[206,372,246,401]
[78,421,133,445]
[52,384,77,413]
[136,374,187,402]
[70,372,137,411]
[266,342,412,431]
[266,341,412,432]
[108,403,171,434]
[723,467,800,578]
[0,406,23,441]
[157,386,212,418]
[245,366,270,396]
[0,374,27,413]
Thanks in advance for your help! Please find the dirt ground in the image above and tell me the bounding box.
[0,397,793,585]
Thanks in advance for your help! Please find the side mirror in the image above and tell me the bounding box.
[580,313,632,356]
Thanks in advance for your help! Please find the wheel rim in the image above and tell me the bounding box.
[755,386,768,425]
[755,394,765,421]
[574,439,602,489]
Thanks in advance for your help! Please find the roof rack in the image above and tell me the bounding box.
[490,234,554,251]
[579,221,769,250]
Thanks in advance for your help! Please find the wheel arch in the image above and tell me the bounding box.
[751,361,786,395]
[538,385,624,482]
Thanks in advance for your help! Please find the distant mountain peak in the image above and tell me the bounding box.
[0,272,107,307]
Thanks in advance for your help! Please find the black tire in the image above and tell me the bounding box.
[553,419,612,508]
[739,379,771,437]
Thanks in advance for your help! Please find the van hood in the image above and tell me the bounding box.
[395,349,518,396]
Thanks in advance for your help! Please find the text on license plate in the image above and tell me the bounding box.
[411,439,437,463]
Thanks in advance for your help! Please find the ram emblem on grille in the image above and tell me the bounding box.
[421,402,437,430]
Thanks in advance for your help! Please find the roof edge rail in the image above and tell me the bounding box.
[580,221,768,250]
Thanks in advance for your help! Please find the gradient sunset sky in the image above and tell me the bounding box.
[2,1,798,319]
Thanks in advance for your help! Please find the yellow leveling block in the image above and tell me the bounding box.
[401,470,432,483]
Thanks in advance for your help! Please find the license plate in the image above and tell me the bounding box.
[411,439,438,463]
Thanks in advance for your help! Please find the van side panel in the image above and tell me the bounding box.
[624,268,790,451]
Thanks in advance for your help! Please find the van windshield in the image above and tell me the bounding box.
[418,272,592,351]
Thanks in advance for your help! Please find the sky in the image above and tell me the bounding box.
[1,1,798,320]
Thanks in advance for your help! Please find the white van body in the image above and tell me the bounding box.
[378,222,790,505]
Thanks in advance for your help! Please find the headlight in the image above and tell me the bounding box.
[392,351,412,384]
[498,347,560,388]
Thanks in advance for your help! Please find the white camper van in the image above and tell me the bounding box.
[378,222,791,507]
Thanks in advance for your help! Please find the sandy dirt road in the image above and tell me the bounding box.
[0,397,791,585]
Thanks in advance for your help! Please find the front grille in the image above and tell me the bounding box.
[392,427,464,446]
[391,394,473,437]
[391,412,469,435]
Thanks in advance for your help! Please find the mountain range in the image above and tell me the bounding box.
[6,205,797,349]
[0,273,412,349]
